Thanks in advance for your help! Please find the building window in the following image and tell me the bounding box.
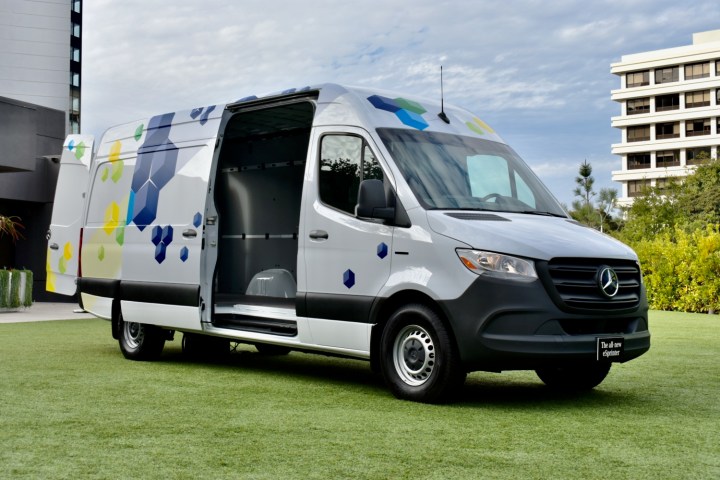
[687,147,711,165]
[70,90,80,114]
[686,118,710,137]
[656,150,680,168]
[626,70,649,88]
[72,22,81,37]
[655,93,679,112]
[627,98,650,115]
[72,0,81,13]
[685,62,710,80]
[71,47,80,63]
[627,125,650,142]
[685,90,710,108]
[627,153,651,170]
[628,179,650,197]
[70,72,80,87]
[655,66,679,84]
[656,122,679,139]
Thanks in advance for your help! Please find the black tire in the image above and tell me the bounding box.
[255,343,291,356]
[380,304,466,403]
[536,362,611,391]
[182,333,230,360]
[118,314,166,361]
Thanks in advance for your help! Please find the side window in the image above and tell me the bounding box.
[319,135,383,215]
[514,171,536,208]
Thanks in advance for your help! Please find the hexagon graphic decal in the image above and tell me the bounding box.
[103,202,120,235]
[466,117,495,136]
[150,224,174,264]
[155,243,167,264]
[98,245,105,261]
[367,95,429,131]
[343,269,356,289]
[193,212,202,228]
[129,112,178,231]
[377,242,388,259]
[180,246,189,262]
[63,242,73,260]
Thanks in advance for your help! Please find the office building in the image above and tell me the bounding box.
[0,0,82,300]
[611,30,720,207]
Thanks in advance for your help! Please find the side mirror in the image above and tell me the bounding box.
[356,179,395,220]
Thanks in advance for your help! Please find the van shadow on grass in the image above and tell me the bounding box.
[141,342,641,408]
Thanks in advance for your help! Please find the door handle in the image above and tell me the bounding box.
[49,243,59,250]
[182,229,197,238]
[309,230,329,240]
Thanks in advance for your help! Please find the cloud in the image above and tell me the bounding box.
[81,0,720,204]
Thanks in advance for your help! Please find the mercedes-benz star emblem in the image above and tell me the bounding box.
[598,266,620,298]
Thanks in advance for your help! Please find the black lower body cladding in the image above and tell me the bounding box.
[439,275,650,372]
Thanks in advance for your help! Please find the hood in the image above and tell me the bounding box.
[426,211,637,262]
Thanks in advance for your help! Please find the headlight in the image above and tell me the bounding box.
[456,249,537,280]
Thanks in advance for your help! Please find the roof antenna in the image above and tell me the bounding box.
[438,65,450,124]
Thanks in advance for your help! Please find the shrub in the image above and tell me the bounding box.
[631,226,720,313]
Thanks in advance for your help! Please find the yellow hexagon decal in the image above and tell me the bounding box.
[103,202,120,235]
[63,242,73,260]
[109,140,122,162]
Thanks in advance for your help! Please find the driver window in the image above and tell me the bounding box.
[319,134,383,215]
[467,155,511,199]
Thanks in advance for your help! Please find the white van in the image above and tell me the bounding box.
[47,84,650,402]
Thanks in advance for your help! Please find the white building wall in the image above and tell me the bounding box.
[0,0,71,113]
[610,30,720,207]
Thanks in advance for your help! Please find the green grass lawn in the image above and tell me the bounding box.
[1,311,718,479]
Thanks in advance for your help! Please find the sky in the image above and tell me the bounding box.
[81,0,720,207]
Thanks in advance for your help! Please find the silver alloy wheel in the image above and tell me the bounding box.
[123,321,143,350]
[392,324,436,386]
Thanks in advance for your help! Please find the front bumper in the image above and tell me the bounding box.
[438,274,650,372]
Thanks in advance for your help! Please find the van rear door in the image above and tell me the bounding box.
[46,135,94,295]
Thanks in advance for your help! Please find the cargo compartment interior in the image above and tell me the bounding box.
[212,101,314,313]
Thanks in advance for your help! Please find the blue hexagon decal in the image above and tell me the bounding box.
[343,269,355,289]
[180,246,189,262]
[129,112,178,232]
[155,243,167,264]
[132,181,160,230]
[193,212,202,228]
[151,225,163,246]
[161,225,173,245]
[377,242,388,259]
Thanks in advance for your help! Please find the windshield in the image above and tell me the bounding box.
[377,128,567,216]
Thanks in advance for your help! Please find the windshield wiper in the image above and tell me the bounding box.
[517,210,567,218]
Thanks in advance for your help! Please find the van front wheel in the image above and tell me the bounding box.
[118,314,165,361]
[380,304,465,403]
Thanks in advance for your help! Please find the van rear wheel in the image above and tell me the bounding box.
[536,362,611,390]
[118,314,166,361]
[380,304,465,403]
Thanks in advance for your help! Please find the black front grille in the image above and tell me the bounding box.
[542,258,641,312]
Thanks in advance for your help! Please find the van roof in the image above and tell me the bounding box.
[230,83,505,143]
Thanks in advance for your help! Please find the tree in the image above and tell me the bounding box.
[619,156,720,242]
[597,188,619,233]
[573,160,595,207]
[570,160,600,229]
